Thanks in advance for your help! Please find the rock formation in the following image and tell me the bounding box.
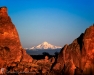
[1,6,94,75]
[0,6,33,70]
[52,25,94,75]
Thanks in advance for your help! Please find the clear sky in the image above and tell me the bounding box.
[0,0,94,48]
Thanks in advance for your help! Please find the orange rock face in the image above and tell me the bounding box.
[52,25,94,75]
[0,7,33,68]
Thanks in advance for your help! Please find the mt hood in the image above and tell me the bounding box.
[30,41,62,50]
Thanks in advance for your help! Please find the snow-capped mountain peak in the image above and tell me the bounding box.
[42,41,48,45]
[30,41,62,50]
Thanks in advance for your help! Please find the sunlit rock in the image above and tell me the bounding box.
[0,6,33,70]
[52,25,94,75]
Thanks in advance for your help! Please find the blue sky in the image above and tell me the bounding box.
[0,0,94,48]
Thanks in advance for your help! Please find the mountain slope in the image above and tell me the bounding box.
[30,41,62,50]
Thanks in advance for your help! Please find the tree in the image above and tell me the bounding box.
[42,52,50,56]
[54,52,59,58]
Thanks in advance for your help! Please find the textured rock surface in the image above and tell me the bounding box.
[52,25,94,75]
[1,6,94,75]
[0,7,33,69]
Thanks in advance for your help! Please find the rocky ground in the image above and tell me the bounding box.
[0,55,55,75]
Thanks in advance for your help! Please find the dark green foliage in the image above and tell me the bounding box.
[42,52,50,57]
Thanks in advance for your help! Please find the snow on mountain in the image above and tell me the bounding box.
[24,48,29,50]
[29,41,62,50]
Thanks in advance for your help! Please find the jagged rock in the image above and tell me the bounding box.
[49,57,55,64]
[44,56,49,63]
[23,68,29,73]
[0,6,33,69]
[29,56,54,74]
[52,25,94,75]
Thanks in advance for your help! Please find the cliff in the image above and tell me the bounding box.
[0,6,33,70]
[52,25,94,75]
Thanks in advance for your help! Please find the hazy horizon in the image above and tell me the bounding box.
[0,0,94,48]
[26,49,61,55]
